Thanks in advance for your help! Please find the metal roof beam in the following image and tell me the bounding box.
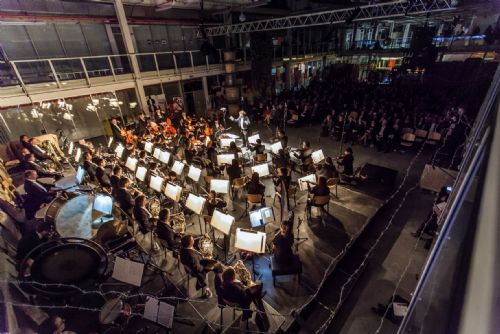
[198,0,456,36]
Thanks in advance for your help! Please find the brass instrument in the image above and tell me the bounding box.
[170,212,186,234]
[41,140,65,172]
[198,235,214,259]
[233,260,255,287]
[148,196,162,218]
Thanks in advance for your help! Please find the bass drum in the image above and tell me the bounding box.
[20,238,108,297]
[44,196,68,224]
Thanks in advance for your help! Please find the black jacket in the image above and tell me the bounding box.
[114,187,134,217]
[24,180,54,219]
[96,167,111,188]
[133,206,151,234]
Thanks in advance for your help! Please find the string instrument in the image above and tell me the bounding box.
[125,130,137,146]
[148,121,161,136]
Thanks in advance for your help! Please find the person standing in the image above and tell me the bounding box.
[230,110,250,146]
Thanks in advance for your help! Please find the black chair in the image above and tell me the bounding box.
[270,255,302,286]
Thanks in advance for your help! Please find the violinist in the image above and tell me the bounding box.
[163,118,177,137]
[316,157,339,180]
[275,128,288,149]
[293,141,313,172]
[337,147,354,176]
[154,108,166,123]
[250,138,266,155]
[227,141,241,157]
[205,190,227,216]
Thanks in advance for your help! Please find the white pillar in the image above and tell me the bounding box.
[403,23,411,47]
[114,0,147,111]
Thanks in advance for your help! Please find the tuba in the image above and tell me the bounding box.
[233,260,254,287]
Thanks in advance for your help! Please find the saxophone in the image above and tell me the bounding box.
[41,140,64,172]
[233,260,254,287]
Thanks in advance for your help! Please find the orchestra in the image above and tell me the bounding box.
[8,106,358,334]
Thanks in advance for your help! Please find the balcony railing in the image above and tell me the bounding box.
[0,49,225,92]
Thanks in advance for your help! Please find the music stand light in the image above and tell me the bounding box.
[136,166,148,182]
[171,161,185,175]
[144,141,153,153]
[164,182,182,202]
[187,165,201,182]
[234,228,267,280]
[217,154,234,166]
[125,156,138,173]
[149,175,164,192]
[311,149,325,164]
[251,163,270,178]
[248,134,260,145]
[210,179,229,194]
[298,174,317,191]
[270,141,283,154]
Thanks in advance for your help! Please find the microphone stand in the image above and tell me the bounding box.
[294,217,308,252]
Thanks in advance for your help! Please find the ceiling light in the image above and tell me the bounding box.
[239,12,246,22]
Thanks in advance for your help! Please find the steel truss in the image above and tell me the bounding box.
[199,0,456,36]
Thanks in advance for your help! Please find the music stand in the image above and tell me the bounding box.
[187,165,201,192]
[136,166,148,183]
[251,163,270,178]
[210,179,229,194]
[115,145,125,160]
[153,147,161,160]
[158,150,170,165]
[144,141,153,153]
[234,228,266,280]
[185,193,206,234]
[164,182,182,202]
[171,161,185,176]
[217,154,234,166]
[270,141,283,154]
[248,134,260,145]
[298,174,317,191]
[249,207,274,229]
[220,138,235,148]
[125,156,138,174]
[149,175,164,193]
[74,147,82,163]
[144,297,175,330]
[311,149,325,164]
[210,210,235,263]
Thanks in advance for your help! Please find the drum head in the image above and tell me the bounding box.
[26,238,108,296]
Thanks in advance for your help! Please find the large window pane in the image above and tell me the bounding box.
[133,26,154,53]
[55,23,90,57]
[0,105,46,140]
[80,24,112,55]
[150,26,170,52]
[0,25,37,60]
[26,24,65,58]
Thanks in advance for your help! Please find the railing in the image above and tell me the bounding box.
[0,49,224,90]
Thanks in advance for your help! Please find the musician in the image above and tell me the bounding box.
[15,221,52,273]
[179,234,213,298]
[20,134,32,151]
[250,138,265,155]
[275,128,288,149]
[156,208,180,249]
[316,157,339,180]
[23,154,62,180]
[23,170,56,220]
[29,138,51,160]
[205,190,227,216]
[226,159,242,186]
[147,95,157,117]
[95,157,111,189]
[110,166,122,197]
[272,220,295,265]
[337,147,354,176]
[307,176,330,198]
[274,149,290,170]
[229,110,250,146]
[133,195,151,234]
[114,177,135,217]
[293,141,313,171]
[214,122,226,138]
[246,172,266,204]
[137,150,147,166]
[154,108,166,123]
[135,113,149,137]
[273,167,292,191]
[227,141,241,158]
[110,118,125,143]
[83,152,97,182]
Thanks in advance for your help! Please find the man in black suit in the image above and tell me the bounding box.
[135,113,149,137]
[179,234,212,298]
[133,195,151,234]
[229,110,250,146]
[95,158,111,189]
[23,154,62,180]
[23,170,56,220]
[109,166,122,198]
[83,152,97,182]
[114,177,135,217]
[20,135,32,151]
[156,208,179,249]
[250,139,266,155]
[337,147,354,176]
[16,221,52,274]
[110,118,125,143]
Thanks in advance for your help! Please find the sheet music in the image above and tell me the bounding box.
[234,228,266,253]
[93,194,113,215]
[74,147,82,162]
[112,257,144,287]
[149,175,164,192]
[311,149,325,164]
[125,157,138,172]
[164,182,182,201]
[261,207,274,224]
[114,145,124,159]
[144,297,175,329]
[136,166,148,182]
[171,161,185,175]
[159,150,170,164]
[217,154,234,165]
[210,210,234,235]
[68,142,74,155]
[187,165,201,182]
[144,142,153,153]
[185,193,206,215]
[251,163,270,177]
[153,148,161,159]
[270,141,283,154]
[210,179,229,194]
[220,138,235,148]
[249,210,264,228]
[298,174,317,191]
[248,134,260,145]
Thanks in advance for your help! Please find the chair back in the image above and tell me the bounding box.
[313,195,330,206]
[327,177,340,188]
[402,127,414,134]
[255,153,267,163]
[247,194,263,204]
[414,129,428,138]
[401,133,416,142]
